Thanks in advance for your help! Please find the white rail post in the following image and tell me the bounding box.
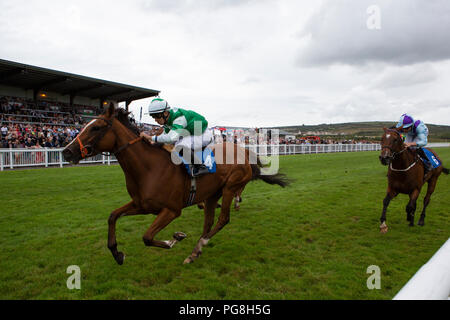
[9,148,13,169]
[0,151,3,171]
[59,150,63,168]
[45,148,48,168]
[393,238,450,300]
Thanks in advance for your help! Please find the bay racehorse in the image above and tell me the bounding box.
[378,127,449,233]
[197,187,244,211]
[62,104,290,264]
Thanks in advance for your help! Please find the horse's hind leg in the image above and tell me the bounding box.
[142,208,184,249]
[234,187,244,211]
[201,194,221,237]
[184,188,234,264]
[108,201,147,265]
[406,189,420,227]
[418,175,439,226]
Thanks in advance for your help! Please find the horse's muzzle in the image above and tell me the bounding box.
[62,148,80,164]
[379,155,391,166]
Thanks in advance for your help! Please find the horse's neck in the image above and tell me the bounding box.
[393,145,415,166]
[113,124,170,181]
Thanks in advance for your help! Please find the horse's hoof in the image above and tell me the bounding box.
[380,223,388,234]
[173,232,187,241]
[183,256,194,264]
[418,221,425,226]
[115,252,125,265]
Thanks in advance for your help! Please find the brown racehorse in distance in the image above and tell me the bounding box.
[197,187,244,211]
[62,104,290,265]
[378,127,449,233]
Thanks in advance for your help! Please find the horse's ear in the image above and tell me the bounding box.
[383,127,388,132]
[105,102,115,118]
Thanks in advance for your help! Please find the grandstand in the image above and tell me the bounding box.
[0,59,159,149]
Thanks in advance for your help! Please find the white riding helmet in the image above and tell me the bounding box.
[148,98,170,114]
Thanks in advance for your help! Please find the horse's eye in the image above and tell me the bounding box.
[91,126,101,131]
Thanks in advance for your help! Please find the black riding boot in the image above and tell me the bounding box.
[189,150,209,177]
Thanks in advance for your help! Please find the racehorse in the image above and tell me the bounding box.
[62,104,290,264]
[378,127,449,233]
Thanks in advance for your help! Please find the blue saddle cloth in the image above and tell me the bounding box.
[175,147,217,176]
[420,148,441,169]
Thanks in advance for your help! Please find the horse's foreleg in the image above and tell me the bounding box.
[108,201,146,265]
[406,189,420,227]
[184,189,233,264]
[419,177,438,226]
[142,208,184,249]
[380,189,397,234]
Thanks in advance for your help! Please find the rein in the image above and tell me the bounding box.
[114,136,144,155]
[381,145,407,159]
[382,143,418,172]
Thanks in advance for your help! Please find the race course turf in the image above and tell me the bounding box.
[0,148,449,299]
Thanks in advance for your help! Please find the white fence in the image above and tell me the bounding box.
[394,238,450,300]
[255,143,381,156]
[0,148,117,171]
[0,144,383,171]
[1,142,449,171]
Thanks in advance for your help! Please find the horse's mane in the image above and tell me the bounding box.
[113,108,163,150]
[115,108,141,136]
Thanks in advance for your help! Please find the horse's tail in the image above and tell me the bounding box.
[250,157,291,188]
[443,167,449,175]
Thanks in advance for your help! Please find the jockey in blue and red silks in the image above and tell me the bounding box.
[395,113,433,177]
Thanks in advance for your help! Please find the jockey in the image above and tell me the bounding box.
[395,113,432,176]
[140,98,213,177]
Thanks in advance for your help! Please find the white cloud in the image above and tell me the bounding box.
[0,0,449,127]
[297,0,450,66]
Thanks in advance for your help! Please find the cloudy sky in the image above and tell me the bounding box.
[1,0,449,127]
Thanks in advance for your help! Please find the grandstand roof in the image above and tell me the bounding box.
[0,59,160,102]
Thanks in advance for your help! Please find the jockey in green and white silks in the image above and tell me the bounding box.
[142,98,213,176]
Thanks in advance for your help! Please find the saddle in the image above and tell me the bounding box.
[416,148,442,181]
[162,143,216,206]
[417,148,441,170]
[162,144,216,177]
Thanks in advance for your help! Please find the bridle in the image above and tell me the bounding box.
[77,116,143,159]
[381,131,419,172]
[380,144,407,160]
[381,129,406,160]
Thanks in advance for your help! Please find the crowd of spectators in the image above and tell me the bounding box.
[215,132,377,146]
[0,95,95,149]
[1,123,79,149]
[2,95,379,151]
[279,137,376,145]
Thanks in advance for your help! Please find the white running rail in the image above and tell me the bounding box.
[394,238,450,300]
[0,144,382,171]
[0,142,448,171]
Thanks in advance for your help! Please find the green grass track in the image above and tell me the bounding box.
[0,148,449,299]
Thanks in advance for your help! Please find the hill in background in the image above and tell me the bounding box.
[270,121,450,142]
